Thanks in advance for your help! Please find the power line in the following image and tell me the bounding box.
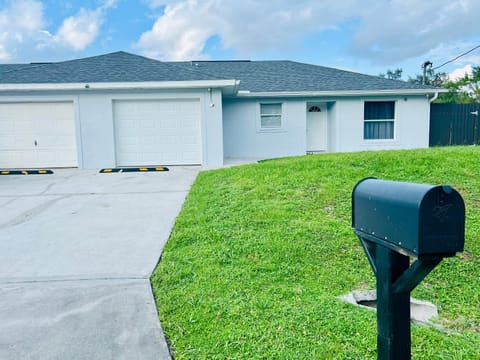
[432,44,480,71]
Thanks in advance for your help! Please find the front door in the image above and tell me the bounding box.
[306,104,328,152]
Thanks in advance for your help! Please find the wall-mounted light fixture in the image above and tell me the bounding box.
[208,88,215,107]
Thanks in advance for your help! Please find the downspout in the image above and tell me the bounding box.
[429,92,439,103]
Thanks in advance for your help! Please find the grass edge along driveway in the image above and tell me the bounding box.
[152,146,480,359]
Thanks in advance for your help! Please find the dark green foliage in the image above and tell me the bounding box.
[379,68,403,80]
[438,66,480,104]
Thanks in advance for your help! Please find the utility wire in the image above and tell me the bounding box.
[432,44,480,70]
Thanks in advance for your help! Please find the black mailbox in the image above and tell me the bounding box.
[352,178,466,360]
[352,178,465,257]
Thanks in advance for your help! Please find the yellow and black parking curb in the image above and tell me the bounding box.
[99,167,169,173]
[99,168,122,173]
[0,169,53,175]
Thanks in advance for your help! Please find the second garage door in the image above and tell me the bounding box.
[113,99,202,166]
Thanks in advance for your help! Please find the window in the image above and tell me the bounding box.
[364,101,395,140]
[260,103,282,130]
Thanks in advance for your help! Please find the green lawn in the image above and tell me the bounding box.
[151,146,480,359]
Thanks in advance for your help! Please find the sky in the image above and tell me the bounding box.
[0,0,479,80]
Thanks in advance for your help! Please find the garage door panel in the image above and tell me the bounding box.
[114,99,202,166]
[0,120,11,131]
[161,118,176,128]
[0,136,14,147]
[163,153,179,162]
[37,150,56,163]
[140,135,157,146]
[141,119,156,128]
[158,136,178,145]
[15,120,33,132]
[119,136,137,146]
[0,102,77,168]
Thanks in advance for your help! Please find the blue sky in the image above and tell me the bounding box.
[0,0,479,80]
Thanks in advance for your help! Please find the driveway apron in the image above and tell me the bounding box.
[0,167,199,359]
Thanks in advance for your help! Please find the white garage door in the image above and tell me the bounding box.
[0,102,78,168]
[114,99,202,166]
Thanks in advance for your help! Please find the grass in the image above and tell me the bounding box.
[151,146,480,359]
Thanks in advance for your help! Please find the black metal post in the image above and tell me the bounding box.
[376,245,411,360]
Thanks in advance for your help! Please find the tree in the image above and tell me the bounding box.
[381,66,480,103]
[434,66,480,103]
[379,68,403,80]
[407,69,448,87]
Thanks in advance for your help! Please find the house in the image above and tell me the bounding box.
[0,51,440,169]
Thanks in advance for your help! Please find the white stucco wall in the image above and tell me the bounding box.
[1,91,431,168]
[79,89,224,168]
[223,95,430,160]
[333,96,430,152]
[201,88,224,168]
[223,98,307,159]
[327,101,338,153]
[76,94,115,168]
[0,88,224,169]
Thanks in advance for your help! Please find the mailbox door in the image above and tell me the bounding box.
[419,187,465,255]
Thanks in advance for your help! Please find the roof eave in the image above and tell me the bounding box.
[0,79,240,94]
[234,88,447,98]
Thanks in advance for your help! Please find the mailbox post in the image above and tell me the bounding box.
[352,178,465,360]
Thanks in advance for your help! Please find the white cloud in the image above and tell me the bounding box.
[56,9,103,50]
[55,1,117,51]
[135,1,215,60]
[0,0,45,60]
[449,65,473,81]
[0,0,116,62]
[350,0,480,64]
[135,0,369,60]
[135,0,480,65]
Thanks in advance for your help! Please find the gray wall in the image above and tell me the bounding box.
[223,98,307,159]
[334,96,430,152]
[223,95,430,159]
[0,88,224,169]
[0,91,431,168]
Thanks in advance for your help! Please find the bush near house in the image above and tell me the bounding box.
[151,146,480,359]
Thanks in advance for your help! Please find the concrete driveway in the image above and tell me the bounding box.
[0,167,199,359]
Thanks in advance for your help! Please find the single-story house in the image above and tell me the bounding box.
[0,51,440,169]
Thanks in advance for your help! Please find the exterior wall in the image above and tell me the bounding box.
[202,88,223,168]
[77,94,115,168]
[223,98,306,159]
[333,96,430,152]
[1,90,431,168]
[223,95,430,160]
[0,88,223,168]
[327,101,337,153]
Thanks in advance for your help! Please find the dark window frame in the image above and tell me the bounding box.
[364,101,395,140]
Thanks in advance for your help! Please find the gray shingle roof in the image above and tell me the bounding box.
[0,51,221,83]
[171,60,434,92]
[0,51,434,93]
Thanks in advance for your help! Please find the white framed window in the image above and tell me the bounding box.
[364,101,395,140]
[259,103,283,130]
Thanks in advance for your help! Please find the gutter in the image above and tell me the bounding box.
[429,92,439,103]
[0,79,238,93]
[235,89,448,98]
